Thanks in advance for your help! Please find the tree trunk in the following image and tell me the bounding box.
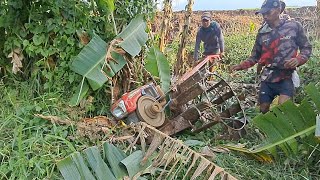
[174,0,194,76]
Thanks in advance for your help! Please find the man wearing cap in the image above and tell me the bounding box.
[231,0,312,113]
[193,12,225,62]
[256,0,293,76]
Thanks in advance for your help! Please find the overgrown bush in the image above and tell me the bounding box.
[0,0,155,91]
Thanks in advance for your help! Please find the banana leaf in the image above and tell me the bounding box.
[224,83,320,162]
[117,15,148,57]
[127,122,238,179]
[84,146,116,180]
[58,142,154,180]
[57,152,96,180]
[145,47,171,92]
[57,147,117,180]
[70,15,148,106]
[71,34,108,90]
[105,52,127,78]
[103,143,128,179]
[120,150,151,178]
[58,126,237,180]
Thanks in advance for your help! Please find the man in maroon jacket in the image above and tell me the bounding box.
[231,0,312,113]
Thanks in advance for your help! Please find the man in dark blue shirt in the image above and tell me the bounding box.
[193,12,225,61]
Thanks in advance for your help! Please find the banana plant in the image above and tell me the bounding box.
[70,14,172,106]
[70,15,148,106]
[224,83,320,162]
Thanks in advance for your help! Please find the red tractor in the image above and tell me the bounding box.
[111,55,247,137]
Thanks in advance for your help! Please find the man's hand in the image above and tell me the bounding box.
[230,64,242,71]
[284,58,300,69]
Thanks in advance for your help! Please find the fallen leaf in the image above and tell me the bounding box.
[8,48,24,74]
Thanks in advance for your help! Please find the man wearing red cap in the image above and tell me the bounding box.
[193,12,225,62]
[231,0,312,113]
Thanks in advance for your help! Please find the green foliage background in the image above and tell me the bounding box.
[0,0,154,91]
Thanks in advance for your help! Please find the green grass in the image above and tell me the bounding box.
[176,122,320,179]
[0,80,93,179]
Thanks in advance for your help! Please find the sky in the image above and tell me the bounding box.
[158,0,317,11]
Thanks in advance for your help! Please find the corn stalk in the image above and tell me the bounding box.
[317,0,320,39]
[174,0,194,76]
[159,0,172,52]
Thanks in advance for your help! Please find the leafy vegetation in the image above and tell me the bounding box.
[225,84,320,162]
[0,0,155,104]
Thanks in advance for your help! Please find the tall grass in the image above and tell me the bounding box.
[0,80,90,179]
